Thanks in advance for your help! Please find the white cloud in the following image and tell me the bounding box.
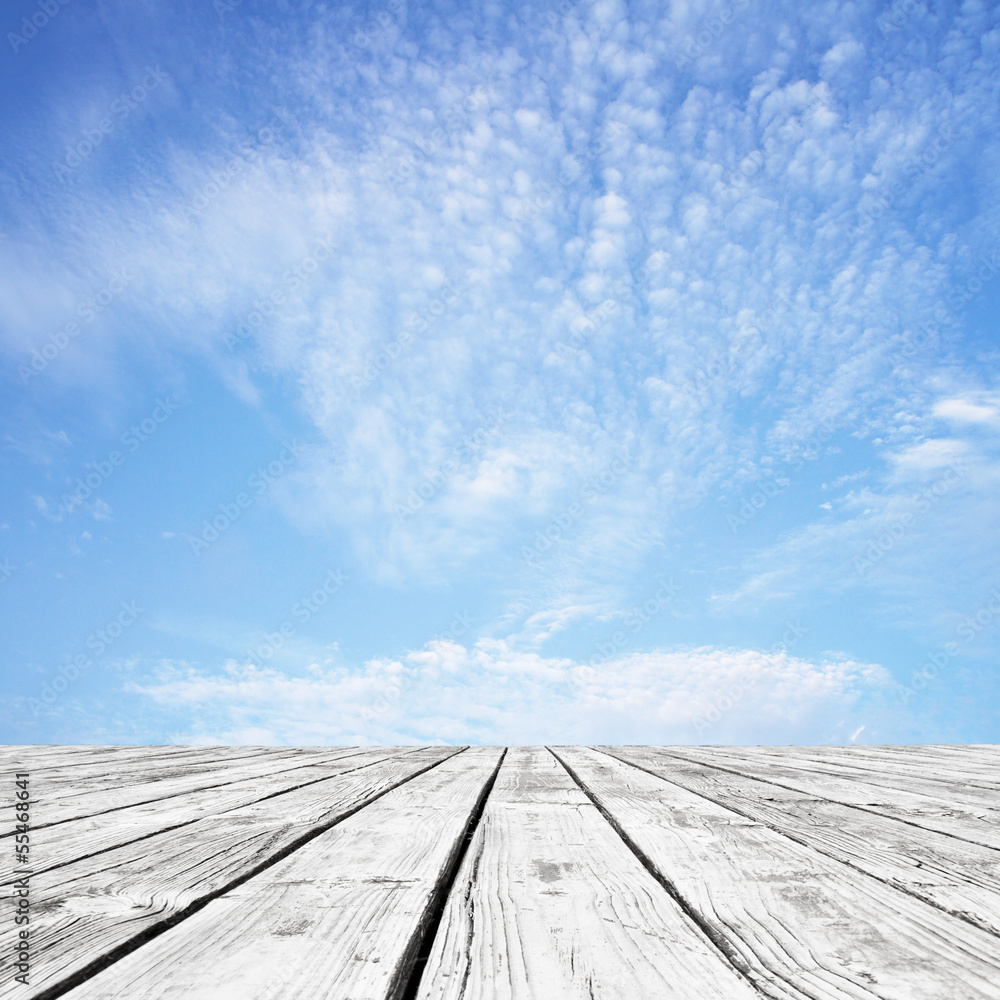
[933,396,1000,426]
[129,639,892,746]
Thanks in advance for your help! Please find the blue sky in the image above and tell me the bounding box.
[1,0,998,746]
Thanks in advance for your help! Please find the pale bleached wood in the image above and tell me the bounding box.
[0,747,359,829]
[0,746,231,786]
[806,744,1000,772]
[58,747,503,1000]
[416,746,761,1000]
[4,746,458,1000]
[0,745,277,776]
[678,746,1000,849]
[0,746,299,809]
[557,746,1000,1000]
[741,745,1000,793]
[14,746,306,800]
[603,746,1000,938]
[0,747,275,819]
[903,745,1000,771]
[0,747,418,880]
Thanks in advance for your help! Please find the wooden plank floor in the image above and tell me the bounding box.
[2,746,998,1000]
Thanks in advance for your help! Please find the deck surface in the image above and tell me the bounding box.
[2,745,998,999]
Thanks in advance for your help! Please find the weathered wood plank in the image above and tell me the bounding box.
[739,746,1000,793]
[602,746,1000,938]
[0,747,418,880]
[57,747,503,1000]
[0,747,296,820]
[10,747,307,797]
[3,746,459,1000]
[678,746,1000,849]
[0,746,280,775]
[416,746,761,1000]
[0,746,243,786]
[0,748,363,829]
[557,746,1000,1000]
[0,746,300,804]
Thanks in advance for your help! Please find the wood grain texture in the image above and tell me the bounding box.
[3,745,999,1000]
[674,745,1000,849]
[4,747,460,1000]
[1,747,420,880]
[557,746,1000,1000]
[58,747,504,1000]
[415,746,761,1000]
[732,746,1000,801]
[602,746,1000,938]
[0,747,279,812]
[0,747,338,826]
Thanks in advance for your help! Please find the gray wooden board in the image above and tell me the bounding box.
[58,747,504,1000]
[556,746,1000,1000]
[677,746,1000,849]
[0,748,366,830]
[0,746,281,777]
[731,744,1000,790]
[6,745,999,1000]
[2,746,460,1000]
[0,747,313,817]
[0,747,419,881]
[904,745,1000,770]
[0,747,258,793]
[0,746,300,812]
[802,744,1000,775]
[0,747,197,768]
[738,746,1000,795]
[601,746,1000,938]
[416,746,761,1000]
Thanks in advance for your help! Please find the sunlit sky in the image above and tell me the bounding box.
[2,0,998,745]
